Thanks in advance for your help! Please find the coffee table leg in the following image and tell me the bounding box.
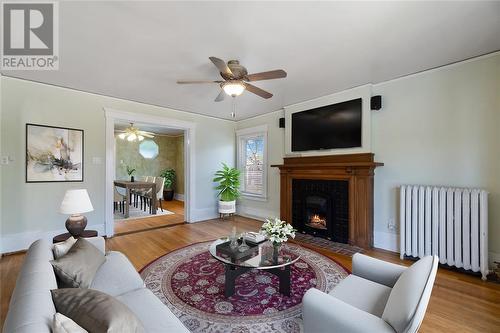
[225,265,237,297]
[279,266,291,296]
[268,266,291,296]
[224,265,252,297]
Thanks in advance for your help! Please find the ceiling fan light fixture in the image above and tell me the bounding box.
[127,133,137,141]
[117,123,154,142]
[222,81,245,97]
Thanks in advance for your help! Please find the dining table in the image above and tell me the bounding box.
[114,180,157,218]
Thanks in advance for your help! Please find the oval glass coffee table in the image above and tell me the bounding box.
[209,238,301,297]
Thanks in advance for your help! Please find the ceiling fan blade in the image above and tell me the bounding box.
[177,80,223,84]
[141,133,155,138]
[244,83,273,99]
[138,130,155,136]
[209,57,233,77]
[214,90,226,102]
[245,69,287,82]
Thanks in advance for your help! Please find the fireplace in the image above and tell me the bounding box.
[272,153,383,249]
[292,179,349,243]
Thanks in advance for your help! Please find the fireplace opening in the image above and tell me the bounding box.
[305,196,328,230]
[292,179,349,243]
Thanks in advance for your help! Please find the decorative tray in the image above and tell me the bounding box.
[216,239,259,261]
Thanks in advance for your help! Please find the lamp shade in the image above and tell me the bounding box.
[59,189,94,215]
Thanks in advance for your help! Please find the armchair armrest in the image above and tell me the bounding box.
[303,288,395,333]
[84,236,106,254]
[352,253,406,288]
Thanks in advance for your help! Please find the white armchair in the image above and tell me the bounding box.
[303,253,438,333]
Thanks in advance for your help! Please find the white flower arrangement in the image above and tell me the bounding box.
[261,217,296,245]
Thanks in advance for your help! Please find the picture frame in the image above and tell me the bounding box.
[26,123,84,183]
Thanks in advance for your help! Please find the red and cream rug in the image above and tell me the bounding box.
[140,241,349,333]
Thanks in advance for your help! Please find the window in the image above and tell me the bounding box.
[139,140,159,159]
[236,125,267,199]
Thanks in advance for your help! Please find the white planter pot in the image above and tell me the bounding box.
[218,200,236,214]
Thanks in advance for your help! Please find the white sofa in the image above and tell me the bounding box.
[3,237,189,333]
[303,253,438,333]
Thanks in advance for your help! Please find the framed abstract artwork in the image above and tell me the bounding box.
[26,123,84,182]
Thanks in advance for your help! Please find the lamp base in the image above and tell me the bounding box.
[65,215,88,237]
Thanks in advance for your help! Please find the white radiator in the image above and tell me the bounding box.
[399,185,488,279]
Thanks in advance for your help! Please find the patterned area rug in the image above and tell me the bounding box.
[293,233,363,257]
[140,241,349,333]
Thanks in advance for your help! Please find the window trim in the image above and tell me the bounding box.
[236,125,268,200]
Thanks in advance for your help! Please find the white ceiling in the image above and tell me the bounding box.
[3,1,500,120]
[115,120,184,136]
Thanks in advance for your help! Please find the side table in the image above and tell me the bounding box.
[53,230,98,244]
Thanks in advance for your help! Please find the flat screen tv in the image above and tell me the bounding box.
[291,98,362,151]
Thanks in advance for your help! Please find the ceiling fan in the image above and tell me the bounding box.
[116,123,154,142]
[177,57,287,102]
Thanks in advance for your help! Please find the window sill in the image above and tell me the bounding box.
[240,194,268,202]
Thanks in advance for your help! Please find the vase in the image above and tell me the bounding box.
[130,176,135,182]
[272,242,281,263]
[229,227,238,250]
[238,237,250,253]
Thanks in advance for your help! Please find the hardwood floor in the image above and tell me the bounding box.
[114,199,185,235]
[2,216,499,332]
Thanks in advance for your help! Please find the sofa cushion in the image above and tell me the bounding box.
[329,274,392,317]
[50,238,105,288]
[116,288,189,333]
[382,256,434,332]
[91,251,145,296]
[52,313,88,333]
[51,288,145,333]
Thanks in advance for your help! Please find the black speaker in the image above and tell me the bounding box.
[279,117,285,128]
[371,95,382,110]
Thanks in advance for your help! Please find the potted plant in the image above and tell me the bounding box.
[126,165,136,182]
[160,168,176,201]
[213,163,241,215]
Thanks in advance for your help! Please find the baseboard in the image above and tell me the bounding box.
[1,223,105,254]
[174,193,184,201]
[237,205,278,222]
[373,230,399,252]
[189,207,218,223]
[489,251,500,268]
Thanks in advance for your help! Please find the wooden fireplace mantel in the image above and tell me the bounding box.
[271,153,383,249]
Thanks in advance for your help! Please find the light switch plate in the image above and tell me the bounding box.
[1,156,9,165]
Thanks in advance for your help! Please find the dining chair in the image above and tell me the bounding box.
[113,186,126,214]
[140,177,155,211]
[142,177,162,213]
[132,176,147,208]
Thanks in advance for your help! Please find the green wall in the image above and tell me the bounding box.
[115,135,184,194]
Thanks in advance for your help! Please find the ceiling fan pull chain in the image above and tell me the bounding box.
[231,96,236,119]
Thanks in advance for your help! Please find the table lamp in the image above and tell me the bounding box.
[59,189,94,237]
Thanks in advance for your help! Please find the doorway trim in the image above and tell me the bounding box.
[104,107,195,237]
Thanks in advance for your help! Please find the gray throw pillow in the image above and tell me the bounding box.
[50,238,105,288]
[51,288,145,333]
